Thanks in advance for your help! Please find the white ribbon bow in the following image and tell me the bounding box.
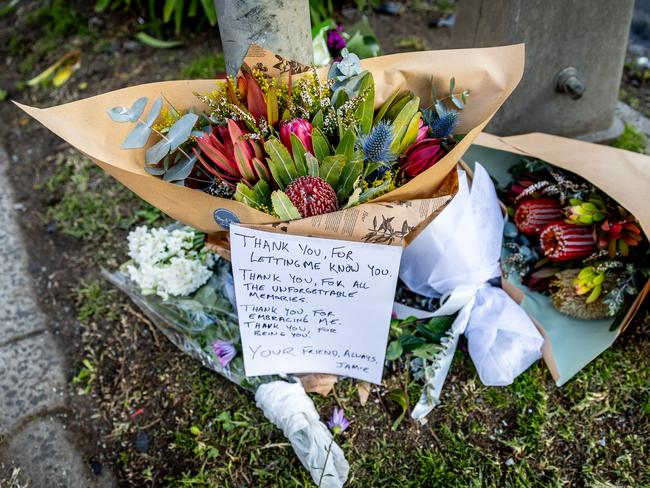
[396,164,544,419]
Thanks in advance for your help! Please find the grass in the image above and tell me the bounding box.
[612,123,647,154]
[182,54,226,79]
[40,150,163,241]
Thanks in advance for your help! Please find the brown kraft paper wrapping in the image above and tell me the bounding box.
[473,132,650,381]
[15,45,524,239]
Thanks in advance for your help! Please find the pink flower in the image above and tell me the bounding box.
[401,138,445,178]
[416,118,429,142]
[280,118,313,156]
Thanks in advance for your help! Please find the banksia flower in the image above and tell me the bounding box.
[280,118,313,156]
[428,108,459,139]
[540,222,597,261]
[285,176,338,217]
[514,198,564,235]
[360,121,395,163]
[565,195,607,226]
[550,269,612,320]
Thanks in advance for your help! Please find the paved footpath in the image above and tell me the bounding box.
[0,148,115,487]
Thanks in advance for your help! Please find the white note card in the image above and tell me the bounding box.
[229,224,403,384]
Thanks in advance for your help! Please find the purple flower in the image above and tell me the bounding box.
[327,28,347,53]
[212,340,236,368]
[327,407,350,434]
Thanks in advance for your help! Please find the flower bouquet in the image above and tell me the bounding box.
[17,44,524,243]
[464,132,650,385]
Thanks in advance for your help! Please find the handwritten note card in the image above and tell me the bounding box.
[230,225,403,384]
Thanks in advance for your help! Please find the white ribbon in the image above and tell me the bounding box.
[397,164,544,420]
[255,381,349,487]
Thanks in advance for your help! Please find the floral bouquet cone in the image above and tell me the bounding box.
[16,44,524,244]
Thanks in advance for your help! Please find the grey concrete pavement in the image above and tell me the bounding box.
[0,147,114,488]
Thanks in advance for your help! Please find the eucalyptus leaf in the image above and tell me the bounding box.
[451,95,464,110]
[144,165,166,176]
[163,153,197,182]
[107,96,147,123]
[145,112,198,164]
[122,97,163,149]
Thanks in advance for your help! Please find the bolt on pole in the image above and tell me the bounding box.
[214,0,314,76]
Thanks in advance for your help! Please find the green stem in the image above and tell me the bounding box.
[317,437,335,487]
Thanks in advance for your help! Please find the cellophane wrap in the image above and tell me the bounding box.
[397,164,544,419]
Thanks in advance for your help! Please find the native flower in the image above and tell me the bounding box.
[359,121,394,163]
[285,176,339,217]
[428,107,459,139]
[565,195,607,225]
[212,340,236,368]
[194,119,270,187]
[401,138,445,178]
[574,266,606,303]
[416,118,429,142]
[539,221,597,261]
[280,119,314,156]
[327,407,350,434]
[599,218,643,257]
[514,198,564,235]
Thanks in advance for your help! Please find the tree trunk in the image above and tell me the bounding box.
[215,0,313,76]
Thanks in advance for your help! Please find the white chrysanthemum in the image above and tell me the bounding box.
[125,226,213,300]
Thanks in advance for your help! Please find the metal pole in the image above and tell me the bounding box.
[215,0,313,76]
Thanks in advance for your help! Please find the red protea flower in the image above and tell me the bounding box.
[514,198,564,235]
[400,138,445,178]
[193,119,270,187]
[280,119,313,156]
[539,222,597,262]
[285,176,338,217]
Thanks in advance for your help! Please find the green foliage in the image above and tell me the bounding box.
[75,280,118,322]
[612,123,647,154]
[72,358,96,394]
[27,0,84,38]
[182,54,226,79]
[94,0,217,34]
[41,151,163,240]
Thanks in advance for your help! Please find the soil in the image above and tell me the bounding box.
[0,1,648,487]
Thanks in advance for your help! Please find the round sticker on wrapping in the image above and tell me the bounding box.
[213,208,240,229]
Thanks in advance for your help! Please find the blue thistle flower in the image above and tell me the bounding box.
[429,108,459,139]
[359,121,395,163]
